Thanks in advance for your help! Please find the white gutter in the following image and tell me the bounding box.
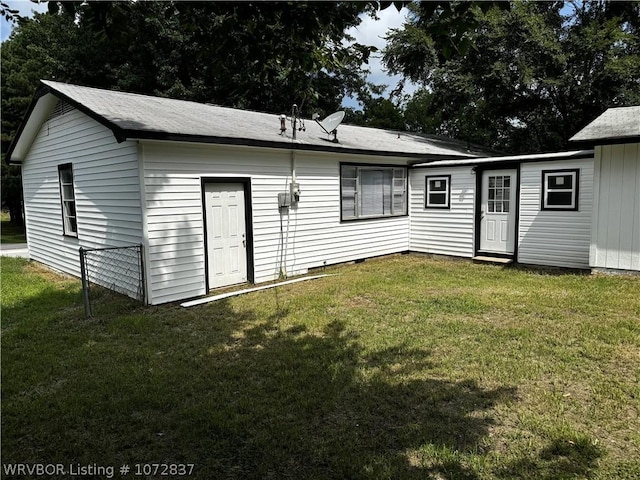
[413,149,594,168]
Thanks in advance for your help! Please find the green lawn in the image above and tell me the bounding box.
[0,211,26,244]
[2,255,639,479]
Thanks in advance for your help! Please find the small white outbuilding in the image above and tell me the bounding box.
[408,105,640,274]
[570,106,640,273]
[409,150,596,270]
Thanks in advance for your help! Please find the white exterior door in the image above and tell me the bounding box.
[480,170,517,254]
[204,183,247,289]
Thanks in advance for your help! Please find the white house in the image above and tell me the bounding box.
[7,81,639,305]
[7,80,492,305]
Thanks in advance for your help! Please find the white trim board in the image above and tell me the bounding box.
[413,150,593,168]
[180,274,336,307]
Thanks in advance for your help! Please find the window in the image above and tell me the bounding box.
[542,169,579,211]
[58,164,77,236]
[425,175,451,209]
[340,164,407,220]
[487,175,511,213]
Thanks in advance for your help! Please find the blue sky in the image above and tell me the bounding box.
[1,0,47,41]
[1,1,416,108]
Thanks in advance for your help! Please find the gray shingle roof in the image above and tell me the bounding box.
[38,80,492,159]
[570,106,640,143]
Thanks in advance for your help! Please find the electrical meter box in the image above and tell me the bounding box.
[278,192,291,208]
[290,182,300,204]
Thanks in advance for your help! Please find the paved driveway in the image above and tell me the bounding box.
[0,243,29,258]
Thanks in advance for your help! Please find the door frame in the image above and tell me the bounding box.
[201,177,254,290]
[474,163,521,260]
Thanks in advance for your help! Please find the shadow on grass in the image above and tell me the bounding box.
[157,316,516,479]
[510,263,591,277]
[495,436,604,479]
[0,266,602,479]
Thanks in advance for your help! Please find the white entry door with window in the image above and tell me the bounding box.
[480,170,517,254]
[204,183,247,289]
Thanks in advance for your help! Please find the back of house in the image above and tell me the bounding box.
[7,81,639,305]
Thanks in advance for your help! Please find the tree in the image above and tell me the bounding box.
[402,88,439,134]
[2,1,396,223]
[33,1,384,113]
[1,11,89,224]
[384,1,640,153]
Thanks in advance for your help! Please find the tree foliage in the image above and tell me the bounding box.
[3,1,382,115]
[1,0,396,223]
[384,0,640,153]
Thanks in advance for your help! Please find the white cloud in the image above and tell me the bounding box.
[343,6,418,109]
[1,1,417,108]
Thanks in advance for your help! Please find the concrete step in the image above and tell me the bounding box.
[472,256,513,264]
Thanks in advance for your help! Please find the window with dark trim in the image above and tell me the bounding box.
[541,169,579,211]
[340,164,407,220]
[425,175,451,209]
[58,163,78,236]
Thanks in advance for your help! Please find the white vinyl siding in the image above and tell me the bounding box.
[141,142,410,305]
[22,106,142,278]
[518,158,594,269]
[590,143,640,271]
[410,167,475,257]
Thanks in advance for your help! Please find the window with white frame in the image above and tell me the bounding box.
[542,169,579,211]
[487,175,511,213]
[425,175,451,209]
[340,164,407,220]
[58,163,78,236]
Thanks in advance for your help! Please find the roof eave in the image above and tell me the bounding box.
[6,84,54,164]
[124,129,480,160]
[7,81,127,164]
[40,80,127,141]
[569,135,640,147]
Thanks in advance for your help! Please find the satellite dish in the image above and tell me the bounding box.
[315,111,345,143]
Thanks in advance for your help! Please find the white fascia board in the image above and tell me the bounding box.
[8,93,59,163]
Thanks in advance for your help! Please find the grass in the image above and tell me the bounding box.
[0,211,26,244]
[2,254,639,479]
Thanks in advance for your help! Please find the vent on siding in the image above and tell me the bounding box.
[48,100,75,120]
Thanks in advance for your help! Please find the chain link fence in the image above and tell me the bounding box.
[79,244,145,318]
